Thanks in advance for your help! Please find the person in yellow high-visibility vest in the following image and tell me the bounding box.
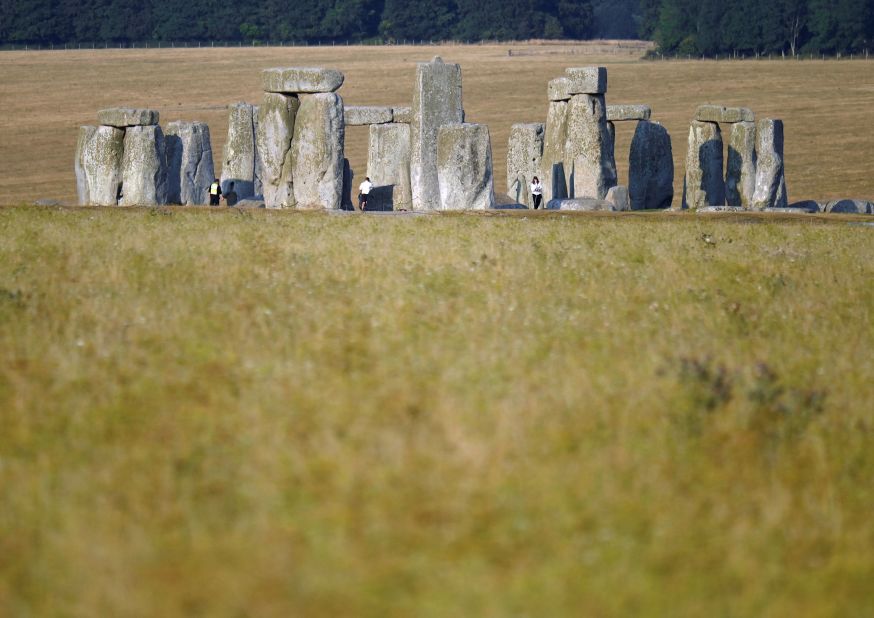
[209,179,222,206]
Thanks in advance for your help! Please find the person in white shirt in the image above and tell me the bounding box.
[530,176,543,209]
[358,177,373,211]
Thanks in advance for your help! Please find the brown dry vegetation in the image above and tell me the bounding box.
[0,42,873,205]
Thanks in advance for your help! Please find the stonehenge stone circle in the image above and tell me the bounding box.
[75,125,124,206]
[256,93,300,208]
[695,105,754,124]
[411,56,464,211]
[97,108,159,128]
[436,123,495,211]
[344,106,393,126]
[221,102,258,198]
[262,67,344,94]
[683,121,725,209]
[506,123,544,209]
[543,100,569,202]
[607,105,651,122]
[548,77,571,101]
[726,121,756,209]
[565,93,617,200]
[628,120,674,210]
[367,123,412,211]
[290,92,345,209]
[565,67,607,94]
[164,121,215,205]
[119,125,168,206]
[606,185,630,211]
[752,119,788,210]
[546,197,617,211]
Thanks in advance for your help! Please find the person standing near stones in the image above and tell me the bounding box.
[223,181,238,207]
[530,176,543,209]
[358,176,373,211]
[208,178,222,206]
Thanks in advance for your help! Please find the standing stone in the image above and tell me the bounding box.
[726,121,756,209]
[565,67,608,94]
[606,185,630,211]
[221,103,257,198]
[606,121,616,156]
[436,123,495,211]
[291,92,345,209]
[75,125,124,206]
[367,123,412,211]
[119,125,168,206]
[506,123,544,208]
[410,57,464,211]
[256,93,299,209]
[253,106,263,198]
[682,121,724,209]
[548,77,571,101]
[164,121,215,205]
[543,100,569,202]
[629,120,674,210]
[751,119,788,210]
[565,94,617,199]
[341,159,355,210]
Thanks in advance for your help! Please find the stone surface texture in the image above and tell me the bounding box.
[751,119,788,210]
[545,197,617,211]
[606,185,630,211]
[825,199,873,214]
[256,93,299,208]
[564,94,617,200]
[367,123,412,211]
[628,120,674,210]
[436,123,495,211]
[221,103,257,198]
[392,107,412,123]
[262,67,344,93]
[97,108,159,127]
[75,125,124,206]
[506,123,544,209]
[695,105,754,123]
[344,106,393,126]
[290,92,345,209]
[542,100,569,203]
[164,121,215,205]
[410,57,464,210]
[119,125,168,206]
[565,67,607,94]
[548,77,571,101]
[726,121,756,209]
[607,105,651,122]
[75,125,97,205]
[683,120,724,209]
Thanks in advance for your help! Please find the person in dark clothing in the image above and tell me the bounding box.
[209,178,222,206]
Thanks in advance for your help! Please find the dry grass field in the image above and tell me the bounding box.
[0,42,873,205]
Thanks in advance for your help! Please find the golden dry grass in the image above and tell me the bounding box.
[1,42,873,205]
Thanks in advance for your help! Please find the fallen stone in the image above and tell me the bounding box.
[506,123,544,209]
[164,121,215,205]
[787,200,823,212]
[341,159,355,210]
[221,103,257,199]
[75,125,124,206]
[33,198,65,207]
[235,199,266,208]
[546,198,617,211]
[344,106,393,126]
[436,123,495,211]
[682,121,724,209]
[564,93,617,199]
[751,119,788,210]
[565,67,607,94]
[392,106,412,123]
[97,108,159,127]
[491,202,529,210]
[367,123,412,211]
[256,93,299,208]
[764,207,816,214]
[542,100,569,203]
[697,205,746,212]
[726,121,756,209]
[629,120,674,210]
[548,77,571,101]
[606,185,630,211]
[825,199,874,214]
[291,92,345,209]
[119,125,168,206]
[607,105,651,122]
[261,67,344,93]
[410,57,464,210]
[695,105,754,123]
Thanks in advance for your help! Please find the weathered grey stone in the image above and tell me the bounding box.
[565,94,617,199]
[392,106,412,123]
[341,159,355,210]
[698,205,745,213]
[436,123,495,211]
[221,103,257,198]
[252,106,263,197]
[75,125,124,206]
[606,185,630,211]
[545,197,617,211]
[235,198,266,208]
[565,67,608,94]
[606,121,616,154]
[164,121,214,205]
[542,100,569,203]
[764,207,816,214]
[256,93,299,208]
[97,108,159,127]
[607,105,651,122]
[344,106,393,126]
[261,67,344,94]
[726,121,756,209]
[825,199,874,214]
[548,77,571,101]
[506,123,544,209]
[695,105,754,124]
[367,123,412,211]
[410,57,464,210]
[119,125,168,206]
[682,121,724,209]
[629,120,674,210]
[291,92,345,209]
[787,200,823,212]
[751,119,788,210]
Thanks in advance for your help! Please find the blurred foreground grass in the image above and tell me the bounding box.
[0,206,872,616]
